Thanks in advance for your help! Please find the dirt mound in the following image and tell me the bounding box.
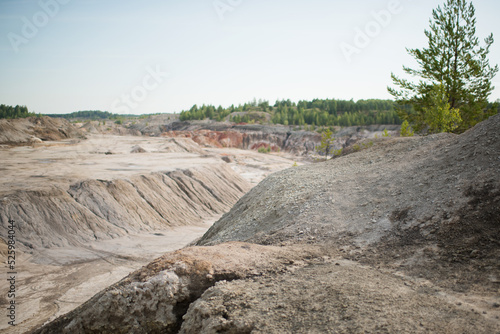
[0,116,85,145]
[130,145,147,153]
[81,121,99,133]
[197,114,500,291]
[79,120,142,136]
[160,137,205,154]
[0,163,250,249]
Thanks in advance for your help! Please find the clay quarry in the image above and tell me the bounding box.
[0,114,499,333]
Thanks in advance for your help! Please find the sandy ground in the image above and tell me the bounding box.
[0,135,299,193]
[0,135,301,333]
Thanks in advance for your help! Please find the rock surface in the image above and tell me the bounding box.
[30,243,320,334]
[31,114,500,333]
[180,260,496,334]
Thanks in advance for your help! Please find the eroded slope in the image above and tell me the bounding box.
[0,163,250,249]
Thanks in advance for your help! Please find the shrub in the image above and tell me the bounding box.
[362,141,374,149]
[258,147,271,154]
[400,120,414,137]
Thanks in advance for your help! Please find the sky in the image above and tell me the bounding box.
[1,0,499,115]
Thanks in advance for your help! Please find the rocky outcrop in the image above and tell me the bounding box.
[32,244,500,333]
[162,121,400,155]
[163,127,320,155]
[0,116,85,145]
[31,243,321,334]
[0,164,251,249]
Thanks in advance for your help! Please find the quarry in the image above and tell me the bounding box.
[0,114,498,333]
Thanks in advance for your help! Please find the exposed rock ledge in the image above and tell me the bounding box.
[160,122,401,156]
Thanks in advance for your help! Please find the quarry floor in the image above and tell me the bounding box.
[0,135,302,333]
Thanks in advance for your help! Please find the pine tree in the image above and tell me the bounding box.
[388,0,498,133]
[316,129,335,161]
[400,120,414,137]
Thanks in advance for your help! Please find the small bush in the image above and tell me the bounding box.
[400,120,414,137]
[362,141,374,149]
[258,147,271,154]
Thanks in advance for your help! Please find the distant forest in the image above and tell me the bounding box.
[46,110,115,120]
[46,110,157,120]
[179,99,404,126]
[0,104,36,119]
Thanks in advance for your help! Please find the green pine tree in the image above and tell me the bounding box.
[400,120,414,137]
[316,129,335,161]
[388,0,498,133]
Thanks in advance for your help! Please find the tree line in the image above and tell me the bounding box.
[0,104,36,119]
[46,110,115,120]
[179,99,403,126]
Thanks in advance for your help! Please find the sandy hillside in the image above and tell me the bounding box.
[0,116,85,145]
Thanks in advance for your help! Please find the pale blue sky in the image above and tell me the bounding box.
[1,0,499,114]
